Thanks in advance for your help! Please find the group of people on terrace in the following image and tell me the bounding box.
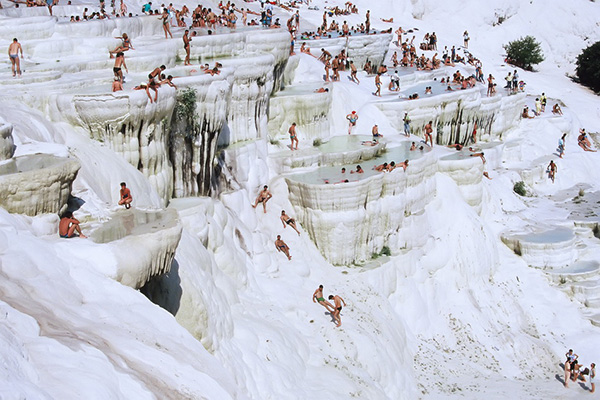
[563,349,595,392]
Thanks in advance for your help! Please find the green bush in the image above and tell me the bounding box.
[313,138,322,147]
[503,36,544,70]
[380,246,391,256]
[513,181,526,196]
[576,41,600,93]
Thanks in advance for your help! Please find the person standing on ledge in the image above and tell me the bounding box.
[313,285,335,312]
[328,294,346,327]
[403,112,411,136]
[118,182,133,209]
[424,120,434,147]
[252,185,272,213]
[8,38,23,77]
[275,235,291,260]
[182,30,192,65]
[289,122,299,150]
[373,73,382,96]
[346,110,358,134]
[59,211,87,238]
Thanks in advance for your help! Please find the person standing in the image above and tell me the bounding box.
[113,52,128,83]
[487,74,495,96]
[403,112,411,136]
[328,294,346,327]
[288,123,299,150]
[349,60,359,84]
[547,160,557,183]
[590,363,596,393]
[183,30,192,65]
[346,111,358,134]
[365,10,370,33]
[463,30,469,48]
[558,133,566,158]
[159,9,173,39]
[424,120,434,147]
[8,38,23,77]
[374,73,382,96]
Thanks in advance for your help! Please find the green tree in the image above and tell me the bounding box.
[576,41,600,93]
[503,36,544,70]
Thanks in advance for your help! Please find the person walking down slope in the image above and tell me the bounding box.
[346,110,358,134]
[547,160,557,183]
[557,133,566,158]
[8,38,23,77]
[328,294,347,327]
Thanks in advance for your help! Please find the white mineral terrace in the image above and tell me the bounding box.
[297,32,393,67]
[269,134,386,174]
[268,82,332,142]
[286,141,435,265]
[1,0,600,398]
[90,208,182,288]
[0,153,80,216]
[501,227,578,270]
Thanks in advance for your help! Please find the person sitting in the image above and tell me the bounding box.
[58,211,87,238]
[397,159,409,171]
[522,106,534,119]
[578,129,597,152]
[252,185,273,213]
[118,182,133,208]
[409,141,416,151]
[280,210,300,235]
[552,103,563,115]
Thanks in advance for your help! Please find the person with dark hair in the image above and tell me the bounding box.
[8,38,23,77]
[59,211,87,238]
[118,182,133,208]
[289,123,298,151]
[424,120,434,147]
[313,285,334,312]
[183,30,192,65]
[274,235,291,260]
[113,52,128,83]
[252,185,272,213]
[328,294,346,327]
[280,210,300,235]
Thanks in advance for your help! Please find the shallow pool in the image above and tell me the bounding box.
[289,140,429,184]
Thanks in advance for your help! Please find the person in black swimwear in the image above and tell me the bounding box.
[280,210,300,235]
[328,294,347,327]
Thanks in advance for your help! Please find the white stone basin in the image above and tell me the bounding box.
[0,153,80,216]
[286,146,436,265]
[287,140,427,185]
[268,83,332,142]
[90,208,182,289]
[501,227,577,269]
